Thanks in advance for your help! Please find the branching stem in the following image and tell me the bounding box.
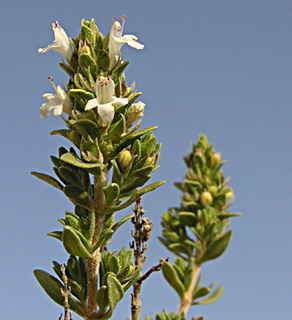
[130,197,146,320]
[178,257,201,315]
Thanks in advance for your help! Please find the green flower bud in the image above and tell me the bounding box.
[144,155,154,166]
[211,153,221,167]
[200,191,213,207]
[117,149,132,169]
[209,185,218,195]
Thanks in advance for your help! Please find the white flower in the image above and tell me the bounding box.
[40,77,72,119]
[38,21,73,61]
[127,101,145,125]
[109,15,144,66]
[85,76,128,125]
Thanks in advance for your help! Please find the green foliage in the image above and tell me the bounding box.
[158,134,241,317]
[146,309,203,320]
[34,268,84,316]
[34,16,240,320]
[160,134,240,263]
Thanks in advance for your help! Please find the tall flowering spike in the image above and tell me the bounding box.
[40,77,72,119]
[85,76,128,125]
[109,15,144,66]
[38,21,73,60]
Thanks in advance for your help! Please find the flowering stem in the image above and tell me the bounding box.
[86,172,107,319]
[178,256,201,315]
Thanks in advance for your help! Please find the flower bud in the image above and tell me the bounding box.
[200,191,213,207]
[226,190,234,199]
[117,149,132,169]
[208,185,217,195]
[127,101,145,126]
[144,155,155,166]
[211,153,221,167]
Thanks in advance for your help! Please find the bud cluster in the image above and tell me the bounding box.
[159,134,241,311]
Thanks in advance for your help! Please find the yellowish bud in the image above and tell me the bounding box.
[117,149,132,169]
[211,153,221,167]
[226,190,234,199]
[200,191,213,207]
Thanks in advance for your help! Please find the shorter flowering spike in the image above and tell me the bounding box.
[85,76,128,126]
[38,21,73,60]
[40,77,72,119]
[109,16,144,66]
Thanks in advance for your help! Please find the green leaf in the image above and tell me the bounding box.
[64,185,91,208]
[63,226,93,260]
[184,239,201,252]
[184,257,195,291]
[104,274,124,319]
[193,285,224,305]
[61,152,101,175]
[47,231,63,241]
[59,62,75,78]
[70,119,99,139]
[192,286,210,301]
[103,183,120,204]
[96,285,108,311]
[112,214,134,232]
[107,114,126,142]
[217,212,242,220]
[172,264,184,284]
[162,261,185,299]
[200,229,232,263]
[92,228,114,252]
[80,24,95,44]
[178,212,198,227]
[96,49,110,71]
[79,53,98,77]
[31,171,63,191]
[109,255,120,274]
[59,167,81,186]
[119,126,158,149]
[69,89,95,101]
[33,270,83,316]
[81,210,95,240]
[65,212,81,231]
[112,61,129,78]
[162,231,180,242]
[106,181,165,214]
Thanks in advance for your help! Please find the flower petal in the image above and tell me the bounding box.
[52,103,64,116]
[122,35,144,49]
[97,103,115,124]
[40,102,54,119]
[112,97,128,106]
[85,98,99,111]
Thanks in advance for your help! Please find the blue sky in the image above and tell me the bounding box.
[1,1,292,319]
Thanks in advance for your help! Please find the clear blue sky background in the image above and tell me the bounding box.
[1,1,292,319]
